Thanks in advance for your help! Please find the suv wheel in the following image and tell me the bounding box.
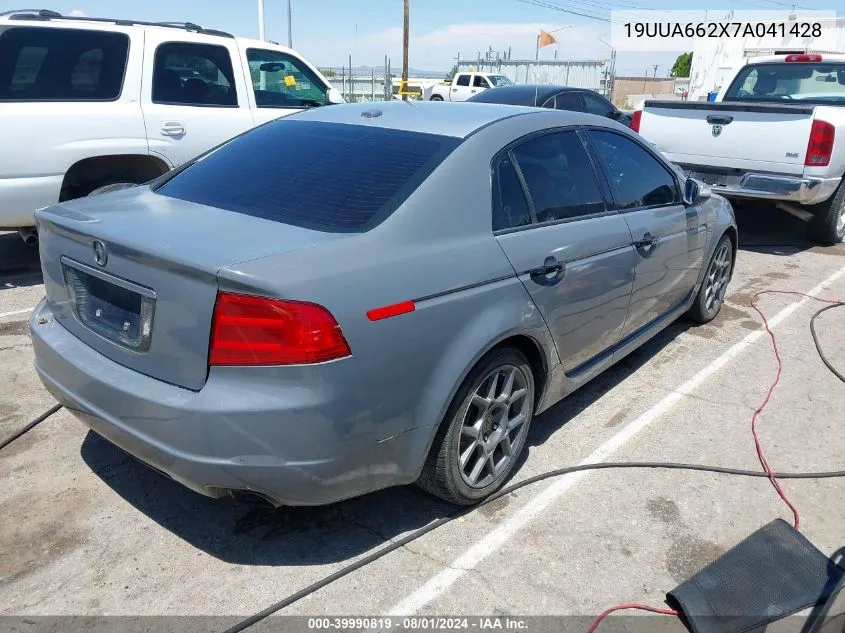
[418,347,535,505]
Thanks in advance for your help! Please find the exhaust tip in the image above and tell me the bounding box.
[18,228,38,246]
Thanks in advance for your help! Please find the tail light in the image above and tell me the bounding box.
[805,120,835,167]
[209,292,351,366]
[785,54,822,63]
[630,110,642,133]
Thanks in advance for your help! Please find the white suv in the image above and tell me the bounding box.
[0,9,343,243]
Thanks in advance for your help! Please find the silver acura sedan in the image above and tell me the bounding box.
[31,101,736,506]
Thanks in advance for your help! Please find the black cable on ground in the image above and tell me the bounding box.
[810,302,845,384]
[221,461,845,633]
[0,403,62,452]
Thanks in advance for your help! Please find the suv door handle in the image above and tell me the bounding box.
[633,232,655,249]
[160,122,186,136]
[529,257,565,278]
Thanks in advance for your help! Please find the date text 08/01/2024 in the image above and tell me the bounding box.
[306,617,529,630]
[624,21,822,38]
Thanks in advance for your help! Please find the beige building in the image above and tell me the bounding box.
[611,76,688,108]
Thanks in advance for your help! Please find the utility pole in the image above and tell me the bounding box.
[652,64,659,77]
[402,0,409,101]
[287,0,292,48]
[257,0,265,41]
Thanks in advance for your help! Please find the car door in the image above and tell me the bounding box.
[470,74,490,98]
[241,46,331,126]
[584,128,704,340]
[141,33,254,168]
[451,73,473,101]
[493,129,636,376]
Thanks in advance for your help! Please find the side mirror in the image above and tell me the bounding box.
[684,177,712,205]
[326,87,345,105]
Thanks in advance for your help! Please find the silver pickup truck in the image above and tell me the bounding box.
[634,53,845,244]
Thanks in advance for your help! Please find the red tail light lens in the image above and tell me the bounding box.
[785,54,822,63]
[630,110,642,133]
[805,120,835,167]
[209,292,351,366]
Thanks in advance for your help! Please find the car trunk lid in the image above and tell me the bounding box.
[36,186,346,391]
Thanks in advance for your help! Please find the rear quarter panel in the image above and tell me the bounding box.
[220,112,585,472]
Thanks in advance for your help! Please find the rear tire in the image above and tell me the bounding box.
[685,234,733,324]
[418,347,535,505]
[87,182,138,196]
[430,95,444,101]
[807,179,845,246]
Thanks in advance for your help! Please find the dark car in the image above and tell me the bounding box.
[468,84,632,127]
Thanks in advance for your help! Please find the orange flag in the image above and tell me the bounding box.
[538,29,557,48]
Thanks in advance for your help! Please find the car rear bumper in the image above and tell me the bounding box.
[680,166,841,206]
[0,174,63,229]
[30,300,429,506]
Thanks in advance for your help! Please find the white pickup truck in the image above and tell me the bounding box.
[0,9,342,243]
[634,53,845,244]
[428,71,513,102]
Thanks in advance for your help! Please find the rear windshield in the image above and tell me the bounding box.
[0,26,129,101]
[155,119,462,232]
[723,62,845,105]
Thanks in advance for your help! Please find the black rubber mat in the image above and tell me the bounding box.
[667,519,844,633]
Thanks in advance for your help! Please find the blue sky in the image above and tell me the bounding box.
[38,0,840,75]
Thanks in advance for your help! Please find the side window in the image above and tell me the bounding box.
[583,92,614,117]
[153,42,237,107]
[588,130,680,209]
[493,154,533,231]
[545,91,583,112]
[472,75,489,88]
[511,131,605,223]
[0,27,128,100]
[246,48,328,108]
[455,74,471,87]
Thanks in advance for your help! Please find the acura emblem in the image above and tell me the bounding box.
[93,240,108,267]
[711,124,722,137]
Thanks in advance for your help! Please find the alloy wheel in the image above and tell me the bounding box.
[704,241,732,314]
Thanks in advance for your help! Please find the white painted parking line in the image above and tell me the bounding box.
[0,307,33,319]
[387,262,845,617]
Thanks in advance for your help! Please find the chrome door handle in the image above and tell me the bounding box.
[633,232,655,251]
[160,122,185,136]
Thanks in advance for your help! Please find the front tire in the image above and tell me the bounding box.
[430,95,444,101]
[685,234,733,324]
[418,348,535,505]
[807,179,845,246]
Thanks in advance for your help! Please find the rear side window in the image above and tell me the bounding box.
[0,27,128,101]
[583,92,614,117]
[588,130,680,209]
[153,42,237,107]
[493,155,532,231]
[545,91,583,112]
[155,120,462,232]
[511,131,605,223]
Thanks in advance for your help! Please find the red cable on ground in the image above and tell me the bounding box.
[585,604,680,633]
[587,289,842,633]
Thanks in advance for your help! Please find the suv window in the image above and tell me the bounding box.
[583,92,614,117]
[246,48,328,108]
[511,131,605,223]
[588,130,680,209]
[473,75,489,88]
[544,91,583,111]
[153,42,237,107]
[493,154,532,231]
[155,120,462,233]
[0,27,128,101]
[456,74,471,87]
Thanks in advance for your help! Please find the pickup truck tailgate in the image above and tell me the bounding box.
[640,102,815,175]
